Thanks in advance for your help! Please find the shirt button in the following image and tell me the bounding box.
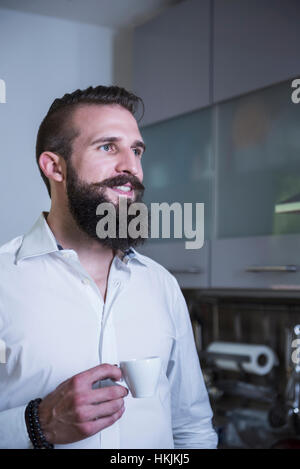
[82,278,91,285]
[114,279,121,287]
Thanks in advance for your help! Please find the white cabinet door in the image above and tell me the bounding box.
[133,0,211,126]
[138,240,210,289]
[212,235,300,289]
[213,0,300,102]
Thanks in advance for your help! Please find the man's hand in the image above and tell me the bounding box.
[38,363,127,445]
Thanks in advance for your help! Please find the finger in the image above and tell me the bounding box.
[93,400,125,421]
[75,364,122,388]
[74,398,125,423]
[89,384,128,404]
[77,405,125,437]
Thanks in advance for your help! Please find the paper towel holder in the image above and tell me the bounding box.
[200,350,272,375]
[199,350,251,374]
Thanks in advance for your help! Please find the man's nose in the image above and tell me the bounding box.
[115,149,139,176]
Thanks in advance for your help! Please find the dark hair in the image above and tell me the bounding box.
[36,85,144,198]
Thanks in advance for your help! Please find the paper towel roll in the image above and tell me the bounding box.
[206,342,278,375]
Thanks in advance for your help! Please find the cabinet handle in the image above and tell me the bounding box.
[245,265,298,273]
[168,267,202,274]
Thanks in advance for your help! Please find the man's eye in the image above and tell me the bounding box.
[100,144,112,151]
[133,148,143,157]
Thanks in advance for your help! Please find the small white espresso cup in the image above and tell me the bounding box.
[119,356,161,398]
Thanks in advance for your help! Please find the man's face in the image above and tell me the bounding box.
[65,104,148,251]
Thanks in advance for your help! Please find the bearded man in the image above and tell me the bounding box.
[0,86,217,449]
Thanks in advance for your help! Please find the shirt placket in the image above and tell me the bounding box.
[98,257,132,449]
[60,251,131,448]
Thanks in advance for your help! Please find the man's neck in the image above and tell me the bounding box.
[45,209,116,278]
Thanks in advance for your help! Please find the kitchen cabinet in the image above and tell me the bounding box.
[134,0,300,126]
[213,0,300,102]
[133,0,300,289]
[211,79,300,289]
[139,78,300,290]
[137,106,213,288]
[211,235,300,289]
[215,80,300,239]
[133,0,211,126]
[138,241,210,289]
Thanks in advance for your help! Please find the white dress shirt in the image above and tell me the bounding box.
[0,212,218,449]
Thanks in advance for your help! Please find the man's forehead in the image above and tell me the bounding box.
[72,103,136,126]
[72,103,141,142]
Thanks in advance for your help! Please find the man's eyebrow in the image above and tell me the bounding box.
[134,140,146,152]
[90,136,146,152]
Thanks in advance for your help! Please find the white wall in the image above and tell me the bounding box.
[0,8,133,244]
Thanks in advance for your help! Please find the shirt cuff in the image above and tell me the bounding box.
[0,404,32,449]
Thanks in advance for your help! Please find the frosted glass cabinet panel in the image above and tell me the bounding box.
[140,107,213,241]
[216,80,300,239]
[138,107,213,288]
[212,80,300,289]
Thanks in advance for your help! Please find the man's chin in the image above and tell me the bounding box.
[94,233,146,252]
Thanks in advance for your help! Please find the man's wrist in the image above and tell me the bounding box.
[38,399,55,444]
[25,399,54,449]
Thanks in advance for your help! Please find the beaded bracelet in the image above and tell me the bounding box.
[25,398,54,449]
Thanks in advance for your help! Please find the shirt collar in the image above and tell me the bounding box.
[15,212,59,264]
[15,211,147,267]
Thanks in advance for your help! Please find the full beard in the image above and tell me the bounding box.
[66,160,150,252]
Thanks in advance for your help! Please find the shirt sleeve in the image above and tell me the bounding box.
[167,280,218,449]
[0,404,32,449]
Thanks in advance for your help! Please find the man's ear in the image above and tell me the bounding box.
[39,151,66,183]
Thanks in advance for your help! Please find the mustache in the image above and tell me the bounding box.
[91,175,145,192]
